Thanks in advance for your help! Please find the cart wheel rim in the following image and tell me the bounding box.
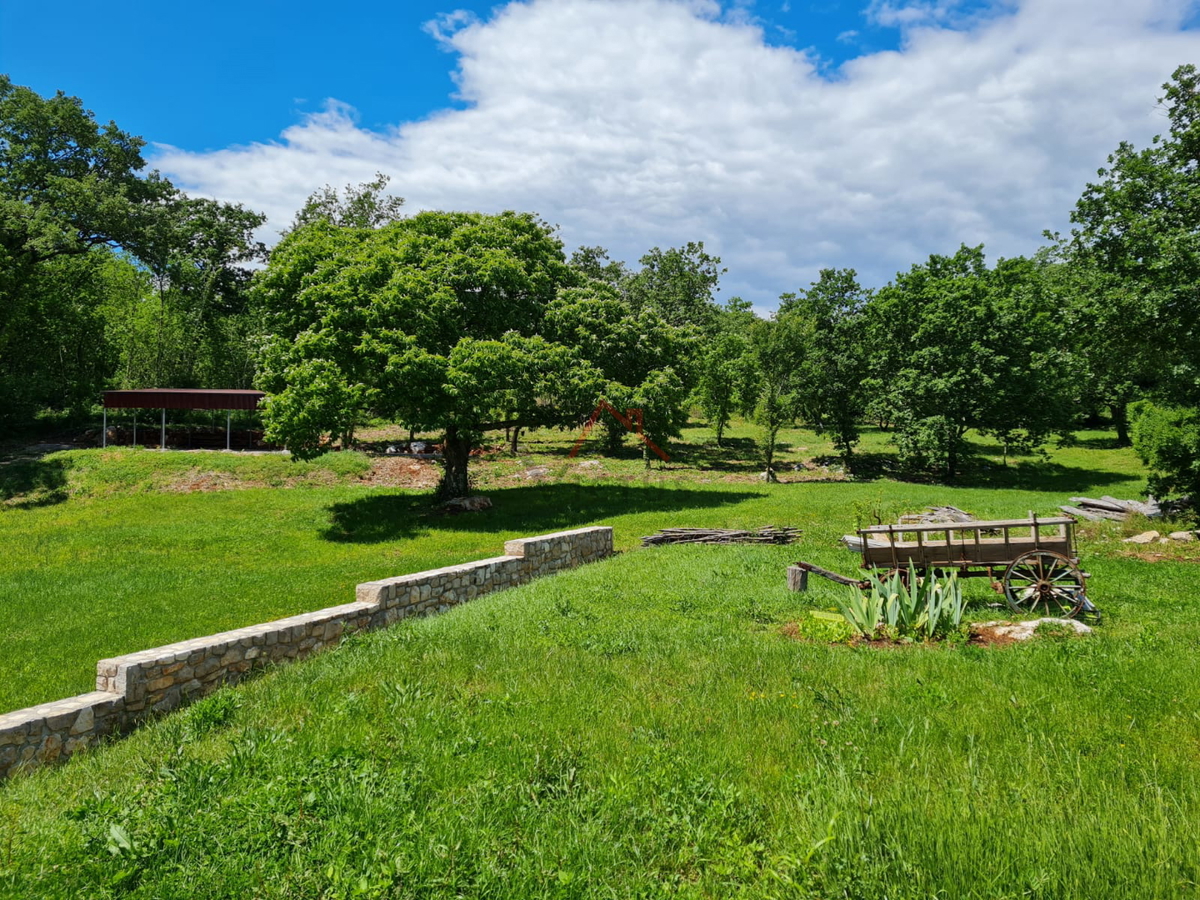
[1002,550,1085,618]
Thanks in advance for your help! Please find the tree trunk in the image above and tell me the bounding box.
[510,426,521,454]
[439,427,472,499]
[1111,402,1130,446]
[764,425,779,475]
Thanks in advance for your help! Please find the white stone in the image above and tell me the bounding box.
[972,618,1092,641]
[1123,531,1160,544]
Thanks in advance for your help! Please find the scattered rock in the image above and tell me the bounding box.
[1169,531,1197,542]
[442,495,492,512]
[577,460,602,469]
[1123,531,1161,544]
[971,618,1092,643]
[522,465,550,479]
[899,505,975,525]
[759,469,779,483]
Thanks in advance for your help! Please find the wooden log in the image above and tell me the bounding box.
[792,560,865,588]
[1060,505,1105,521]
[786,565,809,592]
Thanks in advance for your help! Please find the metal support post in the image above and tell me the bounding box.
[102,409,107,448]
[227,411,232,451]
[161,408,166,452]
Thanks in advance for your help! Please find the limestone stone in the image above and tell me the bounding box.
[972,618,1092,641]
[1169,531,1197,542]
[70,706,94,735]
[1123,531,1160,544]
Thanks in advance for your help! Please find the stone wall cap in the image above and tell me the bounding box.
[0,691,118,729]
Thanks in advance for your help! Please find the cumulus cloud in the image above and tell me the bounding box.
[153,0,1200,306]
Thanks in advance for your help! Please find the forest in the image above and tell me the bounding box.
[3,66,1199,502]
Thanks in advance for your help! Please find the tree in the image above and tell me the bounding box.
[256,210,598,498]
[544,281,695,461]
[1129,400,1200,501]
[1070,65,1200,408]
[625,241,725,331]
[567,245,630,289]
[694,330,754,445]
[746,315,808,478]
[778,268,869,468]
[1069,65,1200,497]
[0,75,176,423]
[864,246,1074,478]
[288,171,405,232]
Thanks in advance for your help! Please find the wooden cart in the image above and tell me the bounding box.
[855,513,1090,618]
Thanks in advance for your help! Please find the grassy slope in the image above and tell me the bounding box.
[2,542,1199,897]
[0,426,1153,713]
[5,422,1200,896]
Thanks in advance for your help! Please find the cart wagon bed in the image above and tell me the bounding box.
[857,515,1075,571]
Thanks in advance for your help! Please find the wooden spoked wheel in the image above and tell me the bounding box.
[1002,550,1086,618]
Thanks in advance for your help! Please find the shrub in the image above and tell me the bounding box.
[836,564,966,640]
[1129,400,1200,502]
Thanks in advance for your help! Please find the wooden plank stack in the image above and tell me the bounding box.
[1059,496,1161,522]
[641,527,801,546]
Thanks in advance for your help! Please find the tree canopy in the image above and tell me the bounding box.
[256,209,599,496]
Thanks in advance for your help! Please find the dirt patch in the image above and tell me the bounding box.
[162,471,247,493]
[967,625,1019,647]
[360,457,440,489]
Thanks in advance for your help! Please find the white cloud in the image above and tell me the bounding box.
[153,0,1200,306]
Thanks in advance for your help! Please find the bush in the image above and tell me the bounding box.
[1129,400,1200,501]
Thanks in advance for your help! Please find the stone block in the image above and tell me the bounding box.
[218,648,244,667]
[37,734,62,762]
[70,706,95,735]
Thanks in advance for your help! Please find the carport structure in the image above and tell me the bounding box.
[102,389,266,451]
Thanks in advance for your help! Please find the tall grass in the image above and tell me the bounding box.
[1,544,1198,897]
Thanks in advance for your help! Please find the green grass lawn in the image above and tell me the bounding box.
[3,422,1200,895]
[2,540,1199,897]
[0,423,1159,714]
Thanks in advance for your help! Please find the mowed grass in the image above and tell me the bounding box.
[3,542,1200,897]
[0,424,1155,713]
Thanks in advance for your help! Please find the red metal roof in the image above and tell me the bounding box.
[103,389,265,411]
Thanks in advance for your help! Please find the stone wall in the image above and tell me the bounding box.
[0,526,612,780]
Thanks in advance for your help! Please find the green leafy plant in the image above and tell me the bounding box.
[837,563,965,640]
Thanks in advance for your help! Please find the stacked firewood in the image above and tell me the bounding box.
[1059,496,1161,521]
[641,527,801,546]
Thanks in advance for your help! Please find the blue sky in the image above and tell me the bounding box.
[3,1,1199,307]
[1,1,918,151]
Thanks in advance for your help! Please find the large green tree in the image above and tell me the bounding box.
[778,268,870,469]
[624,241,725,331]
[745,315,808,478]
[1070,65,1200,495]
[0,75,175,422]
[864,246,1074,478]
[1070,64,1200,405]
[0,76,266,424]
[544,281,694,460]
[256,210,600,498]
